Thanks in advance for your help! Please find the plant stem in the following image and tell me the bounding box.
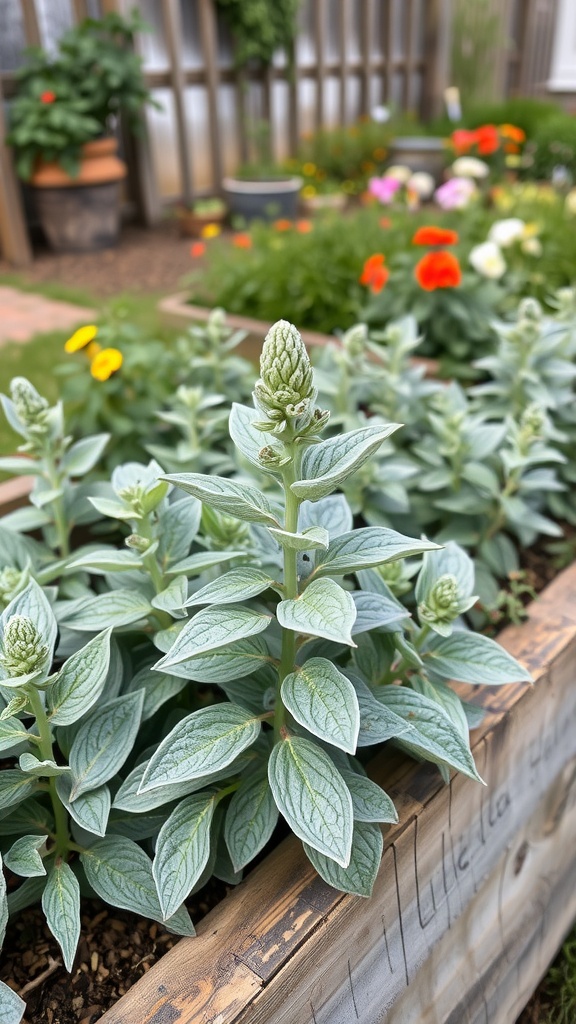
[274,447,301,744]
[26,686,69,857]
[139,515,173,631]
[44,454,69,559]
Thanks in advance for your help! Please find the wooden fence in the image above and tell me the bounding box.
[0,0,560,267]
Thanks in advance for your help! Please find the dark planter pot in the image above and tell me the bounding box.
[32,181,122,252]
[222,176,302,221]
[388,136,447,182]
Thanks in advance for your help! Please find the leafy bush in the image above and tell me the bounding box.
[529,113,576,183]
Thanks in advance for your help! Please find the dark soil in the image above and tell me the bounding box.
[0,883,228,1023]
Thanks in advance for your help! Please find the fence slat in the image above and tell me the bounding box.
[0,76,32,266]
[404,0,414,109]
[339,0,349,121]
[198,0,223,188]
[21,0,41,47]
[161,0,194,204]
[71,0,88,22]
[360,0,374,115]
[314,0,327,130]
[383,0,394,103]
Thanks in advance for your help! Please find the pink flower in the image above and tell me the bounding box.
[434,177,477,211]
[368,175,402,205]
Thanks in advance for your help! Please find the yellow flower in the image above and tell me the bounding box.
[64,324,98,353]
[85,341,102,360]
[201,223,221,239]
[522,222,540,239]
[90,347,123,382]
[301,185,316,198]
[302,162,316,176]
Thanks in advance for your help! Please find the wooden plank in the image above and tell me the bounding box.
[162,0,194,205]
[98,549,576,1024]
[235,68,249,165]
[0,76,32,267]
[421,0,453,119]
[287,39,299,154]
[403,0,414,110]
[360,0,374,116]
[198,0,223,187]
[383,0,394,104]
[314,0,327,130]
[71,0,88,23]
[20,0,41,47]
[338,0,349,121]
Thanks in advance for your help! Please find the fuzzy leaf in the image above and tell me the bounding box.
[164,473,281,526]
[268,736,353,866]
[424,632,533,685]
[157,496,202,567]
[277,578,357,646]
[312,528,439,579]
[155,606,272,670]
[341,770,398,823]
[42,861,80,972]
[80,837,195,934]
[292,424,401,500]
[268,527,329,551]
[48,629,112,725]
[113,758,247,814]
[66,550,143,574]
[304,820,383,896]
[0,771,36,811]
[0,981,25,1023]
[0,718,29,753]
[281,658,360,753]
[351,591,408,634]
[140,704,261,791]
[166,550,247,577]
[4,834,47,877]
[153,792,217,919]
[224,771,278,871]
[68,690,144,800]
[60,591,152,631]
[61,434,110,476]
[18,754,70,778]
[56,775,111,837]
[228,403,281,474]
[185,568,276,608]
[151,635,271,683]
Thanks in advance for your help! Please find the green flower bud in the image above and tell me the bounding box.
[342,323,368,358]
[377,559,411,597]
[253,320,317,434]
[202,506,251,551]
[125,534,151,553]
[518,297,542,323]
[10,378,49,429]
[520,403,544,436]
[117,484,144,514]
[419,574,460,627]
[208,307,227,333]
[0,567,29,609]
[0,615,48,678]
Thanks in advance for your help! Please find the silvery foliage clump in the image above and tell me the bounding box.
[0,325,531,1018]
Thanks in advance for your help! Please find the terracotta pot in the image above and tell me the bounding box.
[176,206,227,238]
[30,137,127,253]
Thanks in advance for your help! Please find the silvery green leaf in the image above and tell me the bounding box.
[68,690,144,800]
[0,853,7,947]
[341,769,398,823]
[164,473,281,526]
[0,718,29,752]
[7,874,46,916]
[66,550,143,574]
[153,792,217,919]
[0,456,40,475]
[0,798,53,837]
[311,528,439,579]
[113,758,242,813]
[228,403,281,474]
[60,591,152,631]
[0,771,36,811]
[155,606,272,671]
[47,628,112,726]
[415,542,476,606]
[1,505,50,531]
[0,525,46,571]
[151,576,188,617]
[423,632,533,685]
[299,495,353,537]
[268,527,329,551]
[410,676,469,740]
[0,981,25,1024]
[107,809,167,841]
[61,434,110,476]
[4,834,47,877]
[157,496,202,567]
[165,550,248,577]
[155,636,271,683]
[374,686,483,782]
[124,664,187,721]
[304,820,383,896]
[291,423,402,501]
[80,837,195,935]
[0,580,57,680]
[42,861,80,972]
[349,674,411,746]
[140,704,261,791]
[277,578,357,646]
[224,771,278,871]
[351,592,408,635]
[0,696,28,722]
[185,568,276,609]
[153,621,186,654]
[56,775,110,837]
[18,754,70,777]
[220,673,272,716]
[281,658,360,753]
[268,736,353,866]
[88,496,140,521]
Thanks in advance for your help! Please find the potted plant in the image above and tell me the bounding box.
[7,11,154,253]
[223,123,302,221]
[175,197,228,238]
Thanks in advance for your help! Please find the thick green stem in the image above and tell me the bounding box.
[139,515,173,631]
[26,686,69,856]
[274,448,302,744]
[44,454,69,559]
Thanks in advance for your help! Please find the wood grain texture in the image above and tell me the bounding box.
[99,561,576,1024]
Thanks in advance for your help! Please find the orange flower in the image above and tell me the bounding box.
[360,253,389,293]
[475,124,500,155]
[412,226,459,246]
[274,219,292,231]
[233,233,252,248]
[379,217,392,229]
[190,242,206,257]
[296,219,313,233]
[90,347,123,381]
[414,250,462,291]
[500,123,526,143]
[451,128,478,154]
[40,90,56,104]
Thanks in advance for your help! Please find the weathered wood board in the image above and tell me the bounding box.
[98,563,576,1024]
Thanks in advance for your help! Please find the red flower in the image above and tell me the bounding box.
[296,219,313,233]
[233,233,252,249]
[40,91,56,104]
[360,253,389,293]
[475,124,500,156]
[451,129,478,154]
[414,250,461,291]
[190,242,206,258]
[412,226,459,247]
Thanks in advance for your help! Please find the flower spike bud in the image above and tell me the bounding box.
[10,377,49,429]
[259,320,314,407]
[418,574,460,629]
[0,615,48,678]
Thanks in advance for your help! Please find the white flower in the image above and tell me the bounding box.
[372,105,390,123]
[521,237,542,257]
[469,241,507,279]
[408,171,435,198]
[451,157,490,179]
[488,218,525,248]
[385,164,412,183]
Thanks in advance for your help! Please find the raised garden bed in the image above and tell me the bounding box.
[88,560,576,1024]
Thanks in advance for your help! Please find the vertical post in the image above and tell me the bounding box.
[339,0,349,121]
[71,0,88,23]
[422,0,453,120]
[21,0,41,47]
[198,0,223,189]
[360,0,374,116]
[0,76,32,266]
[287,38,299,153]
[314,0,326,130]
[235,67,249,164]
[383,0,394,104]
[403,0,414,110]
[162,0,194,205]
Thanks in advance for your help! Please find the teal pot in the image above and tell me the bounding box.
[222,176,302,221]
